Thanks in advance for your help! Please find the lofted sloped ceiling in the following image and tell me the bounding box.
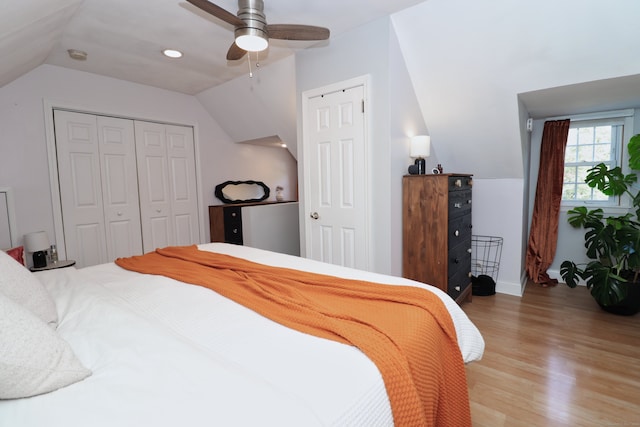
[1,0,426,95]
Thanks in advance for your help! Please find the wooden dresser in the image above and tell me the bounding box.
[209,202,300,256]
[402,174,473,304]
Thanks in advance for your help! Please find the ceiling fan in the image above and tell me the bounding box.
[186,0,331,60]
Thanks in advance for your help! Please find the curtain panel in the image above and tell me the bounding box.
[526,119,570,285]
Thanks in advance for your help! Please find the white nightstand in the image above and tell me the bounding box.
[30,260,76,272]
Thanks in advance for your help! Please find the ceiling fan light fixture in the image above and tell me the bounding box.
[235,27,268,52]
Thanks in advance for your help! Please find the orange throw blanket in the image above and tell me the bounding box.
[115,245,471,426]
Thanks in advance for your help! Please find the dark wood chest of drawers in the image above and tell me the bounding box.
[402,174,473,304]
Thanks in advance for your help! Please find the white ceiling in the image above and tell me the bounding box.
[2,0,426,95]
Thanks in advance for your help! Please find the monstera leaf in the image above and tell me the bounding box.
[586,164,636,196]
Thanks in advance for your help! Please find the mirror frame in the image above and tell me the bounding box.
[214,180,270,204]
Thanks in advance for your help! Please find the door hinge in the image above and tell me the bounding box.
[361,99,365,113]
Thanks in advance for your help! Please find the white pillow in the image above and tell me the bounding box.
[0,249,58,326]
[0,292,91,399]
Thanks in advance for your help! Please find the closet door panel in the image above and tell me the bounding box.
[166,124,199,246]
[135,121,174,253]
[54,110,107,268]
[97,116,143,260]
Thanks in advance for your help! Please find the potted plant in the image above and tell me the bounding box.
[560,133,640,315]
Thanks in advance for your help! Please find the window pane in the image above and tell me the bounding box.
[593,190,608,201]
[595,126,611,143]
[566,128,577,146]
[576,183,592,200]
[594,143,611,161]
[578,127,594,145]
[565,145,578,163]
[577,145,593,162]
[562,184,576,200]
[563,166,577,183]
[577,166,592,184]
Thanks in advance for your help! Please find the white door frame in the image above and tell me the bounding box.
[300,74,372,270]
[43,99,206,260]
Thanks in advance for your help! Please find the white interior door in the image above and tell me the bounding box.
[303,83,368,270]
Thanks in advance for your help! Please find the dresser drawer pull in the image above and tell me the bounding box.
[454,286,461,292]
[467,199,472,204]
[453,258,460,264]
[232,228,238,234]
[467,248,472,254]
[455,230,459,237]
[231,212,237,217]
[454,202,462,209]
[454,179,462,187]
[468,272,473,278]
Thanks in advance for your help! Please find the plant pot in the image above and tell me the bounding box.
[597,282,640,316]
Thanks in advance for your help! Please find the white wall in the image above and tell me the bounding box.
[196,55,299,160]
[0,64,297,250]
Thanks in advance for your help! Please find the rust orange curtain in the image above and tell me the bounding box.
[526,119,570,286]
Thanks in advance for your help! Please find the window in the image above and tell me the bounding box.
[560,110,634,207]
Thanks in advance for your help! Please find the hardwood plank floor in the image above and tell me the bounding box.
[462,283,640,427]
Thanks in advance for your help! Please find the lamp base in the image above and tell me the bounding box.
[32,251,47,268]
[414,158,426,174]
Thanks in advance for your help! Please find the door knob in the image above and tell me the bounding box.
[310,212,319,220]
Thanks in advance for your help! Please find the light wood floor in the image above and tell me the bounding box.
[462,283,640,427]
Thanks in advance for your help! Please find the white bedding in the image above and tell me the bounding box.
[0,243,484,426]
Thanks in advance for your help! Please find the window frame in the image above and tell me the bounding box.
[556,109,635,212]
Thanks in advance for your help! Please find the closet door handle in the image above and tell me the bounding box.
[310,212,319,220]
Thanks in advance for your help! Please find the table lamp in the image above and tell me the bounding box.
[24,231,49,268]
[410,135,431,174]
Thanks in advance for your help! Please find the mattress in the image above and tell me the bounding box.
[0,243,484,426]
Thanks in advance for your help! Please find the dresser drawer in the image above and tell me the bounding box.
[223,206,243,244]
[448,214,472,248]
[448,190,472,218]
[448,176,473,192]
[448,241,471,278]
[448,269,472,300]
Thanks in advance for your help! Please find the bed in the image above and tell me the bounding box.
[0,243,484,426]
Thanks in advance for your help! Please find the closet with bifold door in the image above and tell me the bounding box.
[53,110,200,268]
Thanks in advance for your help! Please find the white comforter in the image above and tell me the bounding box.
[0,243,484,427]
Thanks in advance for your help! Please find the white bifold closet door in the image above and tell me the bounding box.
[54,110,199,267]
[134,121,199,254]
[54,110,143,267]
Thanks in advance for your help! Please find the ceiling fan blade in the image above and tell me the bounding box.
[266,24,330,41]
[227,42,247,60]
[186,0,244,27]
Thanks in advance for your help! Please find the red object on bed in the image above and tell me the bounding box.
[116,245,472,427]
[5,246,24,265]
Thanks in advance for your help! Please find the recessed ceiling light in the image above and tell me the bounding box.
[162,49,183,59]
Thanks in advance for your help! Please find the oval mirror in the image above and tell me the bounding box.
[214,180,270,204]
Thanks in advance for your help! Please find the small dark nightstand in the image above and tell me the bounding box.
[30,260,76,272]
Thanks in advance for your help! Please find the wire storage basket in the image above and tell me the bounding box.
[471,235,503,282]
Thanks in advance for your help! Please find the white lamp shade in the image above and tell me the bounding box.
[410,135,431,158]
[24,231,50,253]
